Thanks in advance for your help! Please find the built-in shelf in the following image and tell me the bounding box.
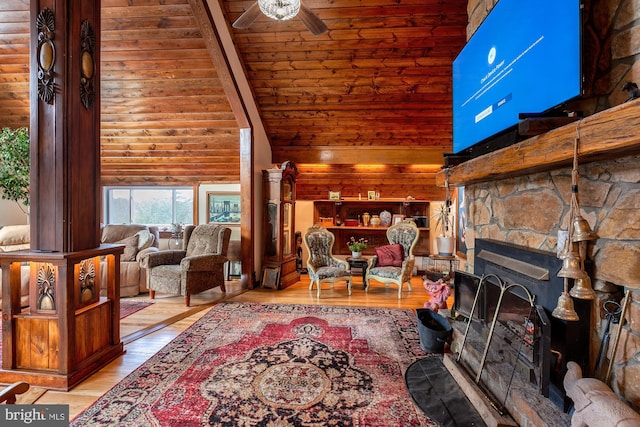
[436,99,640,187]
[314,199,431,255]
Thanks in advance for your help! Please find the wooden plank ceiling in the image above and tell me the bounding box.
[100,0,240,186]
[1,0,468,201]
[222,0,468,168]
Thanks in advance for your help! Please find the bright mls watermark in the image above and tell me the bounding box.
[1,405,68,426]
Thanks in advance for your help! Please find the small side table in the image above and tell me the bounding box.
[425,255,459,282]
[346,256,369,285]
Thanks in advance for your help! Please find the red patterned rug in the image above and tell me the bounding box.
[119,299,153,318]
[71,302,435,426]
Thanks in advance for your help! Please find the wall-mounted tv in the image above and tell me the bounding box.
[452,0,582,158]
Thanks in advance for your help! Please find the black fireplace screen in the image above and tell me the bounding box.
[454,238,591,410]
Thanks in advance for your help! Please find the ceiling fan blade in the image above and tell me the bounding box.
[298,4,328,36]
[232,2,261,29]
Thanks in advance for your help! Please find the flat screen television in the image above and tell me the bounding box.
[452,0,582,158]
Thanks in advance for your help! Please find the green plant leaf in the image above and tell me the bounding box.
[0,127,30,208]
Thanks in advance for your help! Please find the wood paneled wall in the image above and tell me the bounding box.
[0,0,241,188]
[1,0,466,205]
[295,164,446,201]
[0,0,30,129]
[225,0,468,199]
[100,0,240,186]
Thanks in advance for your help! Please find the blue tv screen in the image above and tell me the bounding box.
[452,0,582,156]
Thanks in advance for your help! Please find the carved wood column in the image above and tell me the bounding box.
[30,0,101,252]
[0,0,124,391]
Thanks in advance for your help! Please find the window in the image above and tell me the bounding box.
[104,187,194,228]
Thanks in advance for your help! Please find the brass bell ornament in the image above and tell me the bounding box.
[572,215,599,242]
[552,277,580,321]
[558,251,587,280]
[570,275,596,300]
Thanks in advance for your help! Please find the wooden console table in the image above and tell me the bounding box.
[0,245,124,390]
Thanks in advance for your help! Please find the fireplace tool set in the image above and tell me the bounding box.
[552,123,598,322]
[455,273,538,416]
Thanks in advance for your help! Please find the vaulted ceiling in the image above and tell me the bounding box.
[0,0,468,200]
[221,0,468,166]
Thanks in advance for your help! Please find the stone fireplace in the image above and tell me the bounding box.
[450,239,591,418]
[459,150,640,413]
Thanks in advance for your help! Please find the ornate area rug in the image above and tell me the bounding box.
[71,302,435,426]
[119,299,153,318]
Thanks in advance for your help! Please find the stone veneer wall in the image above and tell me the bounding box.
[463,0,640,409]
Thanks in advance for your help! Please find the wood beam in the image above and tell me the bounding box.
[190,0,255,289]
[273,146,448,165]
[435,100,640,187]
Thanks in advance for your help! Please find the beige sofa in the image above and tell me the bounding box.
[100,224,160,297]
[0,224,160,307]
[0,225,31,307]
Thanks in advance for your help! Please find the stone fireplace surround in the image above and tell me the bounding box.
[439,0,640,421]
[450,2,640,414]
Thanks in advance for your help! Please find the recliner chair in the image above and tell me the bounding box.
[142,223,231,306]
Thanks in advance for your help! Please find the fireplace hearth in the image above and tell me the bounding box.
[451,239,591,416]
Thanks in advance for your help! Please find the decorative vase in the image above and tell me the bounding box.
[370,215,381,227]
[380,210,392,227]
[362,212,370,227]
[351,251,362,259]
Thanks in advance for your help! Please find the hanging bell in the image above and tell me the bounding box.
[558,251,587,279]
[552,291,580,321]
[570,275,596,300]
[572,215,599,242]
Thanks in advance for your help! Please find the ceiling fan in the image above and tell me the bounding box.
[232,0,328,36]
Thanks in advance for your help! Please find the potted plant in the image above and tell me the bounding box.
[432,201,455,256]
[347,237,368,258]
[0,127,30,215]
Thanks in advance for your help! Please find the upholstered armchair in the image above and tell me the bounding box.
[365,219,419,299]
[303,225,351,297]
[142,223,231,306]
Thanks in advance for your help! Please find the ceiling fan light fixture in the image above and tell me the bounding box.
[259,0,300,21]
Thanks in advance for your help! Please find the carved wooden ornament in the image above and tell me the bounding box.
[80,19,96,109]
[36,8,56,104]
[36,264,56,311]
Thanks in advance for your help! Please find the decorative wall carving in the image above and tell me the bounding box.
[80,19,96,109]
[36,263,56,311]
[78,259,96,303]
[36,8,56,104]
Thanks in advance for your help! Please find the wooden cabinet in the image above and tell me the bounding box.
[313,199,431,256]
[263,161,300,289]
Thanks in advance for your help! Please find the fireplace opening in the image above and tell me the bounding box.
[453,239,591,411]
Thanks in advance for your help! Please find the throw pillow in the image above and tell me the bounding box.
[115,235,139,261]
[135,229,155,251]
[375,244,404,267]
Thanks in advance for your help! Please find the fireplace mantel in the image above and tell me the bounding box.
[435,99,640,187]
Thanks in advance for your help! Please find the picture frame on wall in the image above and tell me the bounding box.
[262,266,280,289]
[367,191,376,200]
[392,214,405,225]
[207,192,241,224]
[329,191,341,200]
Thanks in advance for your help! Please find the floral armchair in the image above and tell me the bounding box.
[365,219,419,299]
[303,225,351,297]
[142,223,231,306]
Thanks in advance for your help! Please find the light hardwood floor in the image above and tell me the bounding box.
[18,274,440,419]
